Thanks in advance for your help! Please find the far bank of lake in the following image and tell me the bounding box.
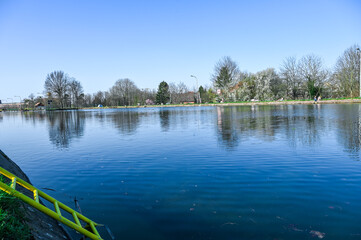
[86,97,361,110]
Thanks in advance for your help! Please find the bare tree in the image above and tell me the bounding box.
[212,56,240,100]
[68,78,83,108]
[44,71,69,109]
[84,94,93,107]
[92,91,106,106]
[177,82,189,103]
[169,82,178,104]
[109,78,139,106]
[168,82,190,104]
[178,82,188,94]
[280,56,302,99]
[298,55,328,98]
[333,44,360,97]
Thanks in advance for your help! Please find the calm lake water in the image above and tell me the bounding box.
[0,104,361,239]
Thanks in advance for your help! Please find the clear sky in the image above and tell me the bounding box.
[0,0,360,101]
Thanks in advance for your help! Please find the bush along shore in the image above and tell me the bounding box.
[0,176,31,240]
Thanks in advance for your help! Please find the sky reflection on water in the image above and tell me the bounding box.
[0,104,361,239]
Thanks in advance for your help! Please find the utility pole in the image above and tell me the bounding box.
[190,75,201,104]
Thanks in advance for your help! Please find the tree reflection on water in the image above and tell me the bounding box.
[336,104,361,159]
[47,111,86,149]
[159,109,170,132]
[13,104,361,157]
[215,104,361,158]
[110,110,140,135]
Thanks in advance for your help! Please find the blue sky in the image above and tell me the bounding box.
[0,0,360,101]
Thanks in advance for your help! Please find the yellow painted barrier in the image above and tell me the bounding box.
[0,167,103,240]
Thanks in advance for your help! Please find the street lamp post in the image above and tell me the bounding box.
[190,75,201,104]
[357,48,361,98]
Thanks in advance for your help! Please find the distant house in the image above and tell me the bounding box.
[35,102,45,110]
[181,92,196,104]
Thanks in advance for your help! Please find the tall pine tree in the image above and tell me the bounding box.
[156,81,170,104]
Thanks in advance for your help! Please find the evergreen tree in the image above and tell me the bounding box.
[199,86,206,103]
[156,81,170,104]
[215,67,233,89]
[211,56,240,101]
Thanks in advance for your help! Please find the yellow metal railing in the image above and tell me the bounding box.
[0,167,103,240]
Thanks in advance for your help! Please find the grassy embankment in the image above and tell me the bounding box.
[0,176,31,240]
[88,97,361,108]
[1,97,361,111]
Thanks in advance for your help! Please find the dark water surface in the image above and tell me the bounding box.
[0,104,361,239]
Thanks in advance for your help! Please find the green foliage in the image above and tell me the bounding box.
[199,86,206,103]
[156,81,170,104]
[199,86,205,95]
[236,75,256,101]
[0,177,31,240]
[212,56,240,100]
[307,80,321,98]
[197,86,216,103]
[207,89,217,103]
[215,67,233,89]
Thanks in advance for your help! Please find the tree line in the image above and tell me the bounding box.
[22,44,360,109]
[213,44,360,102]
